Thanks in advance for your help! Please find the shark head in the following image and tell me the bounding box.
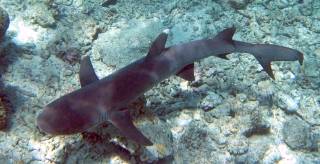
[36,56,153,145]
[37,92,100,135]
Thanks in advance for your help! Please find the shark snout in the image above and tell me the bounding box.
[37,104,98,135]
[37,107,57,134]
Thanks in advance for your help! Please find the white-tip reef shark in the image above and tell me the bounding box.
[37,28,303,146]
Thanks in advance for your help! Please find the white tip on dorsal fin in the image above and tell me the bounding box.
[163,29,170,34]
[79,55,99,87]
[147,31,168,58]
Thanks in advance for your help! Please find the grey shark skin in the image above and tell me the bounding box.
[37,28,303,146]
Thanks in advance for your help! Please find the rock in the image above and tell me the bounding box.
[241,100,259,114]
[92,18,163,68]
[102,0,118,7]
[254,80,275,106]
[262,146,282,164]
[27,3,57,28]
[137,117,174,163]
[303,56,320,77]
[297,95,320,126]
[275,92,299,113]
[275,0,300,9]
[0,92,10,131]
[200,91,223,111]
[227,135,249,155]
[299,1,313,16]
[243,109,270,137]
[175,121,218,163]
[310,129,320,151]
[314,2,320,19]
[203,103,232,123]
[283,117,313,150]
[56,47,81,65]
[0,7,9,40]
[311,17,320,33]
[315,48,320,59]
[228,0,254,9]
[54,0,73,6]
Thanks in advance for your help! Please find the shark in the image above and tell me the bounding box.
[37,28,303,146]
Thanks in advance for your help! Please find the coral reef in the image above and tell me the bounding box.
[0,91,10,130]
[56,47,81,65]
[227,0,254,9]
[26,2,57,28]
[283,117,313,150]
[76,96,174,163]
[92,18,163,68]
[0,0,318,163]
[102,0,118,7]
[0,7,9,40]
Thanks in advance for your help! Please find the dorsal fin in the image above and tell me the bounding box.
[176,63,195,81]
[214,27,236,45]
[79,56,99,87]
[147,32,168,58]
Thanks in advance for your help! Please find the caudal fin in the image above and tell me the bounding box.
[234,41,303,79]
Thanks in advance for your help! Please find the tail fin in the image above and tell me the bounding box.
[234,41,304,79]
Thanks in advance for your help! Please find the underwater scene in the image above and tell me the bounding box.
[0,0,319,163]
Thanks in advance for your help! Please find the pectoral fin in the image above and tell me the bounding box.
[109,109,153,146]
[79,56,99,87]
[217,53,230,60]
[176,63,195,81]
[256,59,274,79]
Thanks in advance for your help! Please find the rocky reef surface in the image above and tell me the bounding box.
[0,0,319,163]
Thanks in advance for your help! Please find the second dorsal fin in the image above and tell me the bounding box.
[79,56,99,87]
[147,32,168,58]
